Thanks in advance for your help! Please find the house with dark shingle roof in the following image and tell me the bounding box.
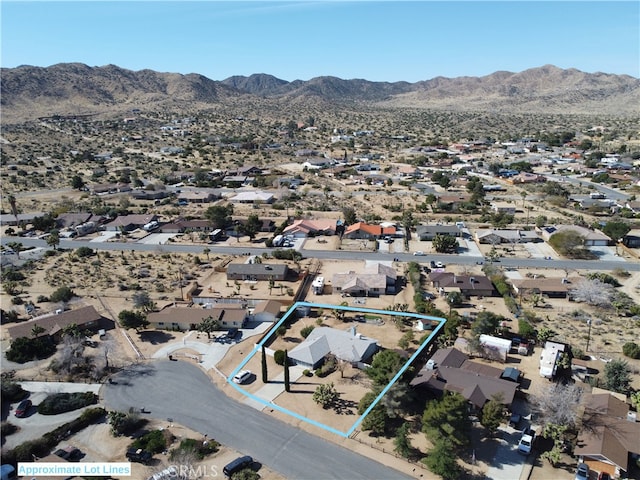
[575,392,640,476]
[410,347,517,410]
[226,263,289,281]
[428,272,496,297]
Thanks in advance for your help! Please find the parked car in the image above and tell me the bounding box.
[54,446,83,462]
[574,463,589,480]
[508,413,521,428]
[598,472,611,480]
[429,260,437,268]
[14,399,32,418]
[434,261,445,268]
[517,428,535,455]
[126,448,152,464]
[233,370,252,385]
[226,328,239,339]
[223,456,253,477]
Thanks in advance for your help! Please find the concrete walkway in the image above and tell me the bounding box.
[19,381,102,394]
[243,366,306,411]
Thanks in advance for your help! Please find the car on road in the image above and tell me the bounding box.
[413,251,425,256]
[517,428,534,455]
[233,370,252,385]
[574,463,589,480]
[14,399,32,418]
[54,445,83,462]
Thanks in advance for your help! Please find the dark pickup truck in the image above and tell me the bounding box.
[126,448,152,464]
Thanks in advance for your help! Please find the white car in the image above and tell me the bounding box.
[233,370,252,384]
[434,261,445,268]
[413,251,425,256]
[517,429,534,455]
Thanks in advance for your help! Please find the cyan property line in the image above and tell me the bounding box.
[227,301,446,437]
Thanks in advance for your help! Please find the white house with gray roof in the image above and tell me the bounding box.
[288,326,379,369]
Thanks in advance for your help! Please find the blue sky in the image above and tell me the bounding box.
[2,1,638,82]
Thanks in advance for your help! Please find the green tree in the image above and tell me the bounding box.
[342,206,358,225]
[422,392,470,448]
[241,214,262,240]
[393,422,412,458]
[423,439,460,480]
[71,174,85,190]
[49,286,75,303]
[31,324,46,338]
[432,234,458,253]
[366,350,404,387]
[603,359,631,394]
[284,350,291,392]
[132,291,156,312]
[548,230,588,258]
[358,391,388,435]
[197,316,220,339]
[205,204,234,229]
[622,342,640,359]
[300,326,315,338]
[471,311,503,336]
[261,345,268,383]
[46,230,60,250]
[118,310,149,331]
[312,383,338,408]
[480,394,504,435]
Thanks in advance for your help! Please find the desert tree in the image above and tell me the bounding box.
[570,278,614,307]
[312,382,339,409]
[197,316,220,339]
[532,383,584,429]
[132,291,156,312]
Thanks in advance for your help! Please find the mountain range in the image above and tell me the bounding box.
[1,63,639,123]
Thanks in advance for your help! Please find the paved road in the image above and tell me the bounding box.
[3,236,639,272]
[102,360,411,480]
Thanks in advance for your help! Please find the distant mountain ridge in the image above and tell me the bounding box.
[1,63,639,122]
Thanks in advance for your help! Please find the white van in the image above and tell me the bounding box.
[233,370,251,384]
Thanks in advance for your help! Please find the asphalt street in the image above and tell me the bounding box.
[102,360,412,480]
[4,236,639,272]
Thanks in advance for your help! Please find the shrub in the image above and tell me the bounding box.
[302,369,313,377]
[49,286,75,303]
[6,337,56,363]
[75,246,94,258]
[300,326,314,338]
[36,295,49,303]
[1,421,18,437]
[274,350,286,366]
[108,411,147,436]
[37,392,98,415]
[622,342,640,359]
[11,296,24,305]
[130,429,174,454]
[1,381,28,402]
[169,437,220,460]
[518,319,536,339]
